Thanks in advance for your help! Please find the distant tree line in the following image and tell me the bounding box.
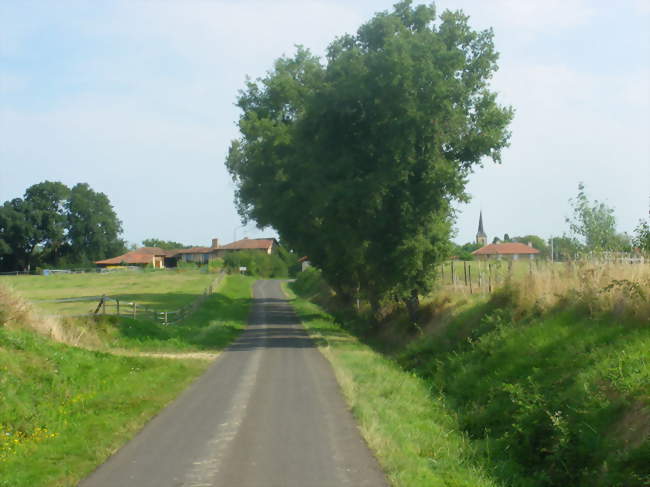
[0,181,125,271]
[141,238,189,250]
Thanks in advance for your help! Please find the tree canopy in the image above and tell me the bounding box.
[0,181,125,271]
[226,1,513,318]
[142,238,188,250]
[566,183,631,252]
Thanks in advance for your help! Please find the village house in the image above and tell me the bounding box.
[95,247,168,269]
[472,242,540,260]
[471,212,541,260]
[214,237,278,257]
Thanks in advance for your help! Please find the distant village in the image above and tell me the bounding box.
[470,212,540,260]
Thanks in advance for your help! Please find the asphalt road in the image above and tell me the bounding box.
[79,279,388,487]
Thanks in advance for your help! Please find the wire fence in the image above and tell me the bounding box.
[33,272,226,325]
[435,257,649,295]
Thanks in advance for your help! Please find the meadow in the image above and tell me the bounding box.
[0,269,216,316]
[288,261,650,487]
[0,274,253,486]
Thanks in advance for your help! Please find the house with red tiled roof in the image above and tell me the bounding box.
[472,242,540,260]
[95,237,280,269]
[215,237,278,256]
[95,247,169,268]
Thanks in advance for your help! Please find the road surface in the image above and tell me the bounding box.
[79,279,387,487]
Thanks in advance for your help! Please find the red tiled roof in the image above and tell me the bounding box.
[472,242,540,255]
[220,238,276,251]
[95,247,167,265]
[173,247,215,255]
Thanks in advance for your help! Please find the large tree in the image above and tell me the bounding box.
[0,181,125,270]
[66,183,125,263]
[226,1,513,320]
[0,181,69,270]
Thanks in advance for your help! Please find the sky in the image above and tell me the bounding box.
[1,0,648,248]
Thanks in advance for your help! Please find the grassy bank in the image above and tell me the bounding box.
[288,264,650,486]
[284,282,499,487]
[0,275,253,486]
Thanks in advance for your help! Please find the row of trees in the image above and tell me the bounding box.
[226,1,513,319]
[0,181,125,271]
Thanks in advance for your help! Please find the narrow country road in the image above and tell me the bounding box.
[79,279,388,487]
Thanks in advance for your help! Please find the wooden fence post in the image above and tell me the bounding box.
[116,298,120,316]
[464,261,468,287]
[468,265,473,294]
[451,261,455,285]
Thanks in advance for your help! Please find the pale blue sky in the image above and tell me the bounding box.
[1,0,648,247]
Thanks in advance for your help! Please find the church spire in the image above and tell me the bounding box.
[476,211,487,245]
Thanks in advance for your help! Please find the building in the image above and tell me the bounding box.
[472,242,540,260]
[298,256,311,272]
[95,247,169,269]
[476,211,487,246]
[96,237,280,269]
[171,239,220,265]
[215,237,278,256]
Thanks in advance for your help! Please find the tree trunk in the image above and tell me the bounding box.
[406,288,419,324]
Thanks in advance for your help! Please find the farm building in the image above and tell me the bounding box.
[472,242,541,260]
[95,237,280,269]
[215,237,278,256]
[95,247,168,269]
[172,246,215,265]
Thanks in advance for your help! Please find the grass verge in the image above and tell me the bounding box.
[283,282,500,487]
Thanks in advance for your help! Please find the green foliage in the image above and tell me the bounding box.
[142,238,188,250]
[226,1,513,313]
[66,183,125,264]
[567,183,629,252]
[291,267,331,298]
[395,293,650,487]
[454,242,481,260]
[512,235,549,257]
[0,181,125,271]
[549,235,583,261]
[633,219,650,252]
[222,251,290,278]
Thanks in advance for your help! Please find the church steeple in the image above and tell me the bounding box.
[476,211,487,246]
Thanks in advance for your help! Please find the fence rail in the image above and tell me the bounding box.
[37,272,226,325]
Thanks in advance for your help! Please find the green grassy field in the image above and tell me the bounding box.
[287,265,650,487]
[0,269,216,315]
[0,274,253,487]
[93,274,254,352]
